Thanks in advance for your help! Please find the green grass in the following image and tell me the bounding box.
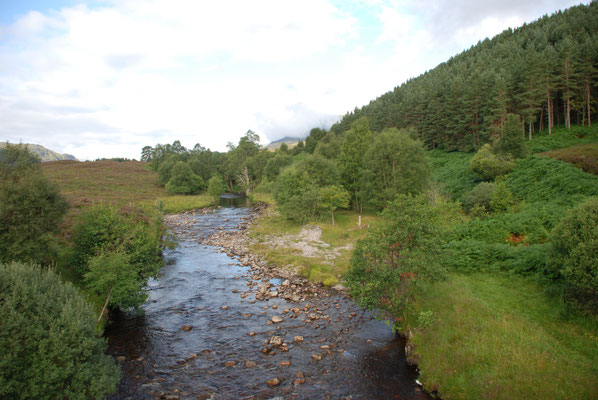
[156,194,212,214]
[248,208,379,286]
[249,191,276,205]
[406,273,598,400]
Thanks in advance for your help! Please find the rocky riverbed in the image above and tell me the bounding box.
[106,203,430,400]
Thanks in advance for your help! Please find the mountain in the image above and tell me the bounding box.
[0,142,78,162]
[266,136,303,150]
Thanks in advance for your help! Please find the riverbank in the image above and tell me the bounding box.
[107,203,430,399]
[241,201,598,400]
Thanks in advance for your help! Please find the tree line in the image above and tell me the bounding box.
[330,3,598,151]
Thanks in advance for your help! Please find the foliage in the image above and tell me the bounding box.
[547,197,598,312]
[428,149,479,201]
[361,128,431,210]
[463,182,496,213]
[319,185,350,224]
[330,3,598,152]
[207,175,226,204]
[468,144,515,181]
[493,114,527,159]
[525,125,598,154]
[293,154,338,187]
[0,142,41,174]
[157,155,179,186]
[490,179,515,212]
[0,144,69,264]
[506,156,598,205]
[165,161,205,194]
[345,194,446,330]
[0,261,120,399]
[338,117,372,209]
[264,152,293,181]
[71,204,164,310]
[85,250,146,310]
[274,166,322,223]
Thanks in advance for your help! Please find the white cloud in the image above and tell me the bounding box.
[0,0,585,160]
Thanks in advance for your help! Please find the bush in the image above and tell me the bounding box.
[345,194,446,330]
[361,128,430,210]
[463,182,496,213]
[493,113,527,159]
[165,161,205,194]
[468,143,515,181]
[547,197,598,313]
[207,175,226,204]
[0,144,68,264]
[71,204,164,311]
[490,179,514,212]
[0,261,120,399]
[275,166,322,223]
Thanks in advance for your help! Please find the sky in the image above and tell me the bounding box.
[0,0,584,160]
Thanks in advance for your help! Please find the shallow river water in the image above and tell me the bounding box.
[106,201,430,400]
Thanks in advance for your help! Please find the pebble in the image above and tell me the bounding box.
[271,315,283,323]
[224,361,236,367]
[266,378,281,387]
[279,361,291,367]
[221,305,229,310]
[312,354,322,361]
[181,325,192,331]
[293,336,304,343]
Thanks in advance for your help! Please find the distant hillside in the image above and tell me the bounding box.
[266,136,302,150]
[331,3,598,152]
[0,142,78,162]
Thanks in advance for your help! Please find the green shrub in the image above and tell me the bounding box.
[493,113,527,159]
[463,182,496,213]
[361,128,430,210]
[345,194,446,330]
[157,155,179,186]
[0,261,120,399]
[207,175,226,204]
[490,179,515,212]
[547,197,598,313]
[165,161,205,194]
[0,144,68,264]
[442,240,547,274]
[71,204,164,311]
[275,166,322,223]
[468,144,515,181]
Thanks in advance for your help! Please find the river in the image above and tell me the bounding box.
[106,198,430,400]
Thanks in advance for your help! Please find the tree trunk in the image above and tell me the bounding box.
[587,79,592,128]
[540,103,544,132]
[547,78,552,135]
[331,209,335,225]
[529,121,533,141]
[98,288,112,323]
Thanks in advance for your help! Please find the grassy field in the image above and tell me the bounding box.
[406,273,598,400]
[41,160,213,230]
